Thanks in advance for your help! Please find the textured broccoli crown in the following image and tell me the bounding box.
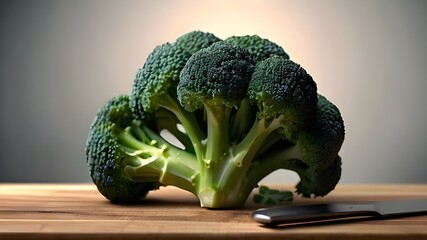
[248,56,317,127]
[86,96,159,203]
[91,95,134,130]
[296,156,342,197]
[296,94,345,166]
[291,95,344,197]
[225,35,289,63]
[178,41,255,111]
[131,43,192,118]
[175,31,222,54]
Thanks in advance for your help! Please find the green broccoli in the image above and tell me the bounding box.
[130,42,205,157]
[225,35,289,63]
[86,95,200,202]
[243,94,344,198]
[86,31,345,209]
[175,30,221,54]
[253,186,293,205]
[85,96,161,203]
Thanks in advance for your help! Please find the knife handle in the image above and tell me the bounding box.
[251,203,380,226]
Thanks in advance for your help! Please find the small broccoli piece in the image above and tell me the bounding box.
[86,95,200,203]
[253,186,293,205]
[175,30,221,54]
[225,35,289,63]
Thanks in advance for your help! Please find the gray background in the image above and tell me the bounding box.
[1,0,426,184]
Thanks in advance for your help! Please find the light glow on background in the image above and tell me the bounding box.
[1,0,427,184]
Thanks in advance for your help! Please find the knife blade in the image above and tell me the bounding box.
[251,198,427,226]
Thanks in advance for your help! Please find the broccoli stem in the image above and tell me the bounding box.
[230,98,254,142]
[153,109,195,152]
[196,116,285,208]
[254,131,284,158]
[197,116,288,208]
[140,124,199,170]
[195,103,234,208]
[223,116,283,178]
[203,103,231,165]
[241,145,307,198]
[117,130,162,155]
[125,154,199,194]
[118,124,200,195]
[154,92,206,162]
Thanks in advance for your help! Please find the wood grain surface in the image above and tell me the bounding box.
[1,184,427,239]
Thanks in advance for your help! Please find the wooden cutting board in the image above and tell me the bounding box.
[1,184,427,239]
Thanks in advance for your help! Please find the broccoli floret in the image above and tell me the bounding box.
[228,56,318,179]
[86,95,200,202]
[178,41,255,207]
[175,30,221,54]
[86,31,345,209]
[178,41,254,111]
[247,56,318,137]
[248,56,317,124]
[130,42,205,157]
[244,94,345,198]
[293,94,345,196]
[131,43,191,118]
[86,96,160,202]
[178,41,254,158]
[225,35,289,63]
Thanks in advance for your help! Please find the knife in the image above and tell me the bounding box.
[251,198,427,226]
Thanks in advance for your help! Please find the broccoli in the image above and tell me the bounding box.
[225,35,289,63]
[130,42,205,157]
[86,95,200,202]
[175,30,221,54]
[85,96,161,203]
[253,186,293,205]
[86,31,345,209]
[243,94,344,198]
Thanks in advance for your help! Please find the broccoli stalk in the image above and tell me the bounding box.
[118,122,199,193]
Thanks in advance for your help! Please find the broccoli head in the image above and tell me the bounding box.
[175,30,221,54]
[131,43,191,118]
[244,94,345,198]
[178,41,254,111]
[86,31,345,209]
[248,56,317,128]
[86,96,160,203]
[225,35,289,63]
[130,42,205,158]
